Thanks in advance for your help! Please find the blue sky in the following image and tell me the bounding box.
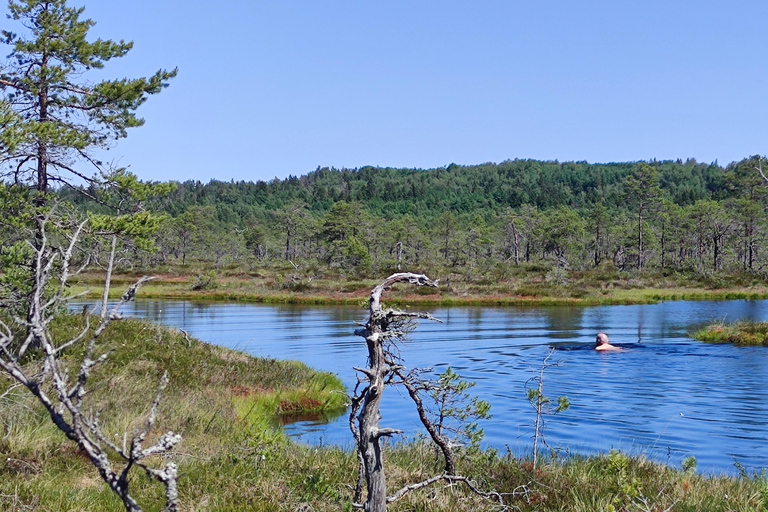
[7,1,768,183]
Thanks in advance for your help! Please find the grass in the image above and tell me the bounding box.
[0,315,347,510]
[71,263,768,308]
[693,321,768,346]
[3,318,768,510]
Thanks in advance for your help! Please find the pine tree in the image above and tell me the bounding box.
[624,163,662,270]
[0,0,176,198]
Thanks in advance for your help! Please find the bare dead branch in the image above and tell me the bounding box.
[0,210,178,512]
[756,157,768,184]
[368,272,439,313]
[385,474,445,503]
[394,367,456,475]
[385,473,513,508]
[0,381,22,403]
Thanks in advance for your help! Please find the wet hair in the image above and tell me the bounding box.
[596,332,610,345]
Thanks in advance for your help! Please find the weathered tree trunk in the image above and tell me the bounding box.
[353,273,438,512]
[593,224,601,268]
[35,53,50,200]
[359,327,389,512]
[181,236,188,266]
[284,229,292,260]
[747,221,755,271]
[713,235,720,270]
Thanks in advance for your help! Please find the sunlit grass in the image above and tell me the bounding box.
[693,321,768,346]
[69,264,768,308]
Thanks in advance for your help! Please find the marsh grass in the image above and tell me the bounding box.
[693,321,768,346]
[0,316,347,511]
[71,265,768,308]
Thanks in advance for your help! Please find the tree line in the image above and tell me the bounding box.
[53,156,768,280]
[0,1,766,510]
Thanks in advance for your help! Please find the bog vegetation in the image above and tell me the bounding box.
[693,321,768,346]
[2,0,768,510]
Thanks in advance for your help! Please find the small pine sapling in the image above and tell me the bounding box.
[525,348,570,470]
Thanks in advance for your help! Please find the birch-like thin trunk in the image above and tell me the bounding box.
[532,371,544,470]
[637,201,644,270]
[101,234,118,319]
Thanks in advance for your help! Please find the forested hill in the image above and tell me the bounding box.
[56,156,765,279]
[142,158,727,220]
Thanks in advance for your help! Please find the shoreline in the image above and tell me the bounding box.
[72,273,768,307]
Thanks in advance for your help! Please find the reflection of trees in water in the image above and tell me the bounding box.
[271,305,364,340]
[274,304,360,323]
[273,306,309,335]
[541,306,584,339]
[586,306,611,339]
[190,301,217,315]
[466,307,483,327]
[322,305,365,324]
[277,406,347,427]
[274,305,308,320]
[132,300,172,323]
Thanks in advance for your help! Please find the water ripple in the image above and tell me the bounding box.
[81,299,768,476]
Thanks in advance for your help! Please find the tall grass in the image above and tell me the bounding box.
[71,264,768,308]
[693,321,768,346]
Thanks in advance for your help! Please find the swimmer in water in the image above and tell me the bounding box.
[595,332,622,351]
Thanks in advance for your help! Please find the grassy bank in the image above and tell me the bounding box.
[0,316,346,510]
[72,266,768,307]
[2,318,768,510]
[693,321,768,346]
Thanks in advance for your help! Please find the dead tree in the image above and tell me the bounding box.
[350,273,506,512]
[757,157,768,185]
[0,211,180,512]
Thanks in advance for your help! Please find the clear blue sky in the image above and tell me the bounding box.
[8,0,768,183]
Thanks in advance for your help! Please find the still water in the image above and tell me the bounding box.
[113,299,768,475]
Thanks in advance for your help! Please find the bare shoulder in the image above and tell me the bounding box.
[596,344,624,352]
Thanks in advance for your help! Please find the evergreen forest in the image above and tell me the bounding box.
[52,155,768,286]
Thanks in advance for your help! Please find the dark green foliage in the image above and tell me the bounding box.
[0,0,176,194]
[54,155,768,285]
[96,159,730,223]
[427,367,491,451]
[191,270,218,291]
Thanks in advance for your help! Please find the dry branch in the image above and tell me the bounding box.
[0,212,179,512]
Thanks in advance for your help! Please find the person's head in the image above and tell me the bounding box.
[596,332,610,346]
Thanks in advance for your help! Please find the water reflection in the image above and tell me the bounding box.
[541,306,584,338]
[90,298,768,476]
[277,407,347,427]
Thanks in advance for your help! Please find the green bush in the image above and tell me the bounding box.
[190,270,219,291]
